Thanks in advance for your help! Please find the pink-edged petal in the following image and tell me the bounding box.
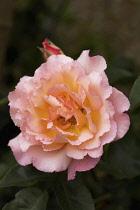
[77,75,90,89]
[68,128,94,146]
[66,144,87,159]
[42,143,64,151]
[74,109,87,128]
[96,106,111,136]
[53,134,68,143]
[79,135,101,150]
[22,123,56,143]
[48,106,58,121]
[68,155,100,180]
[34,62,50,80]
[44,95,61,107]
[57,106,74,120]
[51,125,77,136]
[78,85,87,106]
[8,76,36,126]
[8,134,32,166]
[47,83,69,96]
[89,71,112,101]
[88,90,102,111]
[48,54,74,65]
[78,75,102,110]
[27,145,71,172]
[70,92,82,106]
[89,71,102,86]
[39,133,67,145]
[100,72,112,99]
[86,115,96,133]
[88,146,103,158]
[9,107,25,127]
[115,113,130,140]
[45,54,74,75]
[17,133,38,152]
[61,63,84,92]
[79,107,110,150]
[77,50,107,75]
[105,100,115,118]
[26,111,46,134]
[109,87,130,113]
[101,120,117,146]
[9,76,34,98]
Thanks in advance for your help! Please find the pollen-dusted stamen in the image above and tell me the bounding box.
[57,116,68,125]
[80,108,86,114]
[68,116,77,125]
[57,115,77,126]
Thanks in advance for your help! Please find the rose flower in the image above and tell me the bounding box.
[8,51,130,180]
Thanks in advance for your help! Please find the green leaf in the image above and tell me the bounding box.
[54,178,95,210]
[2,187,48,210]
[100,129,140,179]
[0,97,8,106]
[129,76,140,110]
[106,56,136,85]
[0,151,54,187]
[106,67,134,85]
[130,108,140,137]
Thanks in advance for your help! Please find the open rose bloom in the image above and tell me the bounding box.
[8,50,130,180]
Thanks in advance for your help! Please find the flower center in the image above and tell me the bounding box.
[57,115,77,130]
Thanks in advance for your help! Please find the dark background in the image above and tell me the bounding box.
[0,0,140,209]
[1,0,140,96]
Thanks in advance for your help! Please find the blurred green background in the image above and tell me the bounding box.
[1,0,140,96]
[0,0,140,209]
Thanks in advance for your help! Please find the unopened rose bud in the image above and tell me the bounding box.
[41,38,63,60]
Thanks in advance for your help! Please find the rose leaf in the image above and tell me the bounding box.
[53,178,95,210]
[99,129,140,179]
[2,187,48,210]
[129,76,140,110]
[0,151,53,187]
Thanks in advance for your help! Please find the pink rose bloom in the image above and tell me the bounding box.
[8,51,130,180]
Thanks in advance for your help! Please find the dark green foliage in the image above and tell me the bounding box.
[54,178,95,210]
[100,129,140,179]
[129,76,140,110]
[0,151,54,188]
[2,187,48,210]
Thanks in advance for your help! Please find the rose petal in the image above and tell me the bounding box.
[78,75,102,110]
[44,95,61,107]
[115,113,130,140]
[17,133,38,152]
[88,146,103,158]
[8,134,32,166]
[109,87,130,113]
[68,128,94,146]
[77,50,107,75]
[68,155,100,180]
[101,120,117,145]
[46,54,74,74]
[86,115,96,133]
[89,71,112,100]
[27,145,71,172]
[66,144,87,159]
[42,143,64,151]
[79,135,101,150]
